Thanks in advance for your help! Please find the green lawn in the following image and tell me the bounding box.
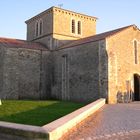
[0,100,85,126]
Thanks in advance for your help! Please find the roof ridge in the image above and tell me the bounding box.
[96,24,134,37]
[105,24,134,38]
[58,24,135,50]
[0,37,48,51]
[0,37,43,45]
[0,37,26,42]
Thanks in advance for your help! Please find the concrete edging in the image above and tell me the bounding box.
[0,121,48,140]
[43,98,105,140]
[0,98,105,140]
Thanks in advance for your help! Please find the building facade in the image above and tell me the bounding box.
[0,7,140,103]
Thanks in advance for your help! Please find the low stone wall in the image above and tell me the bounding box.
[0,98,105,140]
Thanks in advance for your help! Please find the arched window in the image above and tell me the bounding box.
[39,20,43,35]
[78,21,81,35]
[35,21,39,37]
[134,40,138,64]
[71,19,75,33]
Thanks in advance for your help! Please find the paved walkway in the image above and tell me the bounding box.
[61,102,140,140]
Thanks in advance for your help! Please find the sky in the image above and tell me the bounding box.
[0,0,140,39]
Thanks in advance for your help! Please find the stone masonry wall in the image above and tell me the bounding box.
[2,48,19,99]
[34,35,54,50]
[107,26,140,104]
[26,10,53,41]
[0,47,5,95]
[0,47,50,100]
[52,41,100,103]
[40,51,52,99]
[53,7,96,39]
[98,40,108,100]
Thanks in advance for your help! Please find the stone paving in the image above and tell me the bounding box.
[61,102,140,140]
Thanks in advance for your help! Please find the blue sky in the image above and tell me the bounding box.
[0,0,140,39]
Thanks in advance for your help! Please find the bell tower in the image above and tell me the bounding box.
[25,7,97,50]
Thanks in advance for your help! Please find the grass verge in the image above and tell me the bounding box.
[0,100,85,126]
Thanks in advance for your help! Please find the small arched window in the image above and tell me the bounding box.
[134,40,138,64]
[78,21,81,35]
[35,21,39,37]
[71,19,75,33]
[39,20,43,35]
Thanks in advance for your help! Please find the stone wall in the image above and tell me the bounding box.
[34,35,53,50]
[40,51,52,99]
[0,47,50,100]
[0,47,5,95]
[98,40,108,100]
[2,48,19,99]
[53,7,96,39]
[51,41,100,103]
[26,10,53,42]
[107,26,140,103]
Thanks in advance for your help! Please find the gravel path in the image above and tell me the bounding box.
[61,102,140,140]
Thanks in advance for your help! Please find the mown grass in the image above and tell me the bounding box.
[0,100,85,126]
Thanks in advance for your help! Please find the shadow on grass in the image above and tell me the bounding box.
[0,101,84,126]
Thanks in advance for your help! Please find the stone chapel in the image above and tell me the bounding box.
[0,6,140,104]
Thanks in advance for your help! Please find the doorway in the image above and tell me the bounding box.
[134,74,140,101]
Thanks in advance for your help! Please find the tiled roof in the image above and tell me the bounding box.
[0,37,48,51]
[59,25,134,50]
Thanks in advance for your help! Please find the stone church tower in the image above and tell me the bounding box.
[25,7,97,50]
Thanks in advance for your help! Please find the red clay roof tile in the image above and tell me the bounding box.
[0,37,48,51]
